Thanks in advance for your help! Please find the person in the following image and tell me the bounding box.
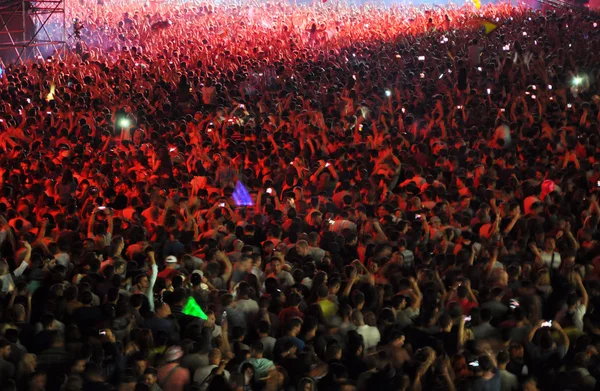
[193,349,231,391]
[143,367,163,391]
[472,353,501,391]
[157,346,190,391]
[497,351,518,391]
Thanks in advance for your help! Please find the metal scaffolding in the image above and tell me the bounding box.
[0,0,66,64]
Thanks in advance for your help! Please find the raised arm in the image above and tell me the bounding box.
[146,249,158,312]
[88,207,98,238]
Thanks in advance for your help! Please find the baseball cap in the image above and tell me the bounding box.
[165,255,178,264]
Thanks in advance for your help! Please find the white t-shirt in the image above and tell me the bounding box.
[541,251,561,269]
[558,303,586,331]
[235,298,259,317]
[194,365,229,391]
[356,325,381,350]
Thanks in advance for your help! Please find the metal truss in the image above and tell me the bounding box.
[0,0,66,64]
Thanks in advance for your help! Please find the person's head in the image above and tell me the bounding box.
[438,313,452,332]
[208,348,222,365]
[271,257,283,274]
[389,330,405,348]
[296,240,309,257]
[316,284,329,300]
[285,317,303,337]
[154,301,171,318]
[352,291,365,311]
[544,237,555,252]
[143,368,158,387]
[251,341,264,358]
[478,354,493,374]
[287,292,302,308]
[238,256,252,272]
[497,351,510,369]
[0,339,11,359]
[132,354,148,376]
[28,372,46,391]
[351,310,364,326]
[237,281,251,298]
[135,273,149,289]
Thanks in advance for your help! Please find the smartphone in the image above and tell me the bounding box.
[219,203,225,208]
[221,311,227,326]
[469,361,480,367]
[597,180,600,187]
[477,67,482,72]
[99,329,106,336]
[418,56,425,61]
[289,161,294,165]
[329,220,335,225]
[325,162,331,167]
[510,299,520,309]
[98,206,106,210]
[415,214,421,220]
[531,95,537,100]
[457,105,463,109]
[501,108,506,113]
[46,111,52,115]
[568,104,572,109]
[169,148,175,152]
[541,320,553,328]
[548,85,552,90]
[420,73,425,79]
[266,188,273,194]
[487,88,491,95]
[359,124,363,131]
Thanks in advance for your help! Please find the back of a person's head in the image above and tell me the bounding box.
[316,284,329,299]
[287,292,301,307]
[285,317,303,333]
[478,355,493,372]
[497,350,510,366]
[251,341,264,354]
[237,281,250,297]
[80,290,94,305]
[258,320,271,335]
[438,313,452,330]
[480,308,492,323]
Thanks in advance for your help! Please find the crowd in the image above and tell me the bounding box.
[1,0,600,390]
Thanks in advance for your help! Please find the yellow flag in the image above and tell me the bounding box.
[45,83,55,102]
[481,20,498,34]
[472,0,481,9]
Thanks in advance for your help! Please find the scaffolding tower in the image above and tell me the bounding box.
[0,0,66,64]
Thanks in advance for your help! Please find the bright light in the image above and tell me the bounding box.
[118,118,131,128]
[385,90,391,97]
[573,76,583,86]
